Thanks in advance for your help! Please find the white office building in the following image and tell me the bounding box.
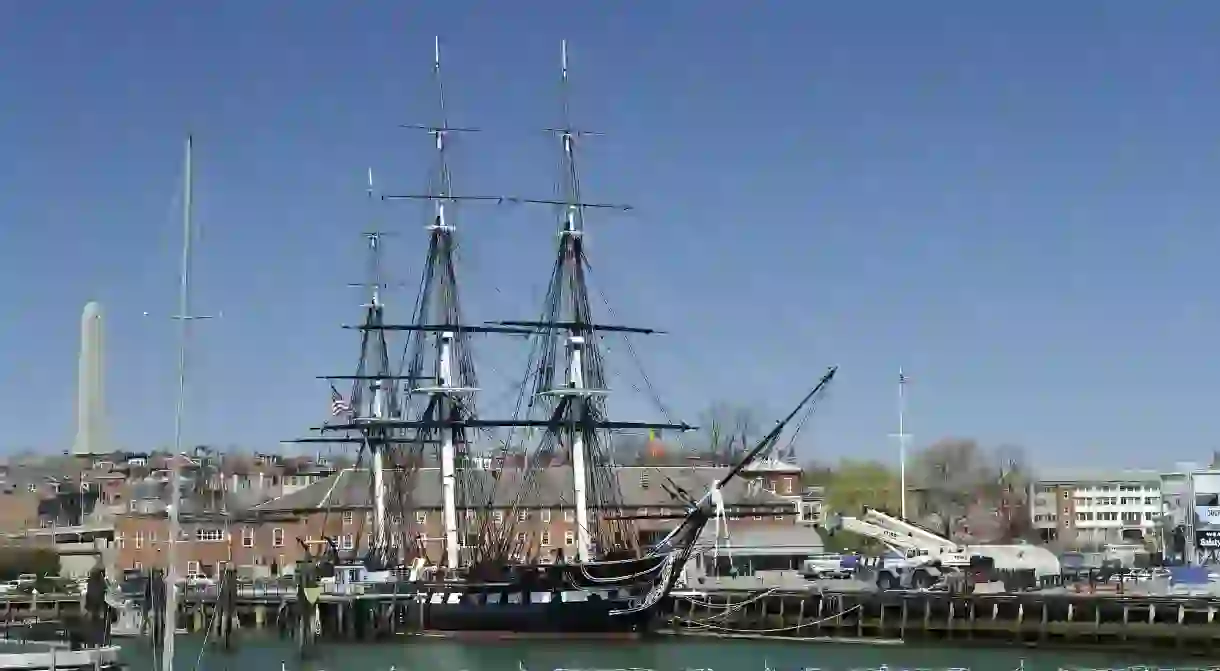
[1030,469,1162,548]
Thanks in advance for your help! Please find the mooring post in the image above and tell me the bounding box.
[220,568,237,650]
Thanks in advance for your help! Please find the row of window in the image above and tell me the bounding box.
[1041,486,1155,496]
[118,527,287,549]
[308,530,584,550]
[1041,509,1160,524]
[1074,496,1158,506]
[1076,511,1157,523]
[338,506,784,525]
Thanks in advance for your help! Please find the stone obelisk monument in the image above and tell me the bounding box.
[73,301,105,456]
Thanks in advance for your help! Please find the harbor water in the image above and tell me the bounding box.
[117,635,1217,671]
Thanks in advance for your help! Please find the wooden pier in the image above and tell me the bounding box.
[665,589,1220,655]
[6,588,1220,654]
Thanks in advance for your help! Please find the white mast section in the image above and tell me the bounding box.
[432,37,461,570]
[559,40,592,563]
[365,216,389,551]
[567,328,592,562]
[438,328,460,569]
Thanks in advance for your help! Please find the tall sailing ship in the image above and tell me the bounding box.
[285,39,837,633]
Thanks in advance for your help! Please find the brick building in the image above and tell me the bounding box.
[114,465,801,577]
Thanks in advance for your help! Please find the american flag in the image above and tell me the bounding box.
[898,370,908,385]
[329,384,353,417]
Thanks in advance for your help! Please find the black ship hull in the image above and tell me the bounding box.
[393,553,679,634]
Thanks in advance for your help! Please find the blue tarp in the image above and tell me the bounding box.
[1170,566,1210,584]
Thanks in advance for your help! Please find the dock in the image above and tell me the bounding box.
[665,589,1220,655]
[7,588,1220,654]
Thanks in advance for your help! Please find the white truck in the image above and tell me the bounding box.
[823,507,1060,591]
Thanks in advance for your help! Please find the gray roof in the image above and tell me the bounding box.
[693,524,824,556]
[0,459,88,493]
[254,466,792,512]
[1034,468,1163,485]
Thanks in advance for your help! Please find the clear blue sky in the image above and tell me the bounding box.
[2,2,1219,469]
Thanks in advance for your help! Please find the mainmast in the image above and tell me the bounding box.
[376,37,521,569]
[414,37,467,570]
[488,41,689,562]
[552,40,595,562]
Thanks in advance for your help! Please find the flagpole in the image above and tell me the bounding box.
[897,369,908,519]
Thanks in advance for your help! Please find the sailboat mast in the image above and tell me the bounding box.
[163,134,194,671]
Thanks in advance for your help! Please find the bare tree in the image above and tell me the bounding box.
[909,438,992,537]
[732,406,758,456]
[908,438,1035,543]
[695,402,762,464]
[696,402,733,463]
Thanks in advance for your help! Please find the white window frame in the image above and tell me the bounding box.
[241,527,255,548]
[541,509,551,523]
[195,528,223,542]
[272,527,284,548]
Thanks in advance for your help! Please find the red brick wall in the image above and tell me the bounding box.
[114,502,795,573]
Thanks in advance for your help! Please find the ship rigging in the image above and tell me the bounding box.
[284,38,838,633]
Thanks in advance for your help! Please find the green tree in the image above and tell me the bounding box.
[824,459,902,516]
[816,460,902,556]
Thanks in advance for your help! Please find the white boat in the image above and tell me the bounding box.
[0,645,122,671]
